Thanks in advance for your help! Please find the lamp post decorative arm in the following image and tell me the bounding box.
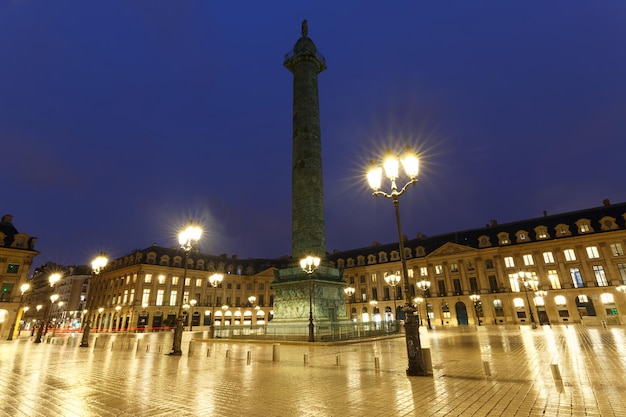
[367,149,427,377]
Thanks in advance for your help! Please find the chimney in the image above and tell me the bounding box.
[603,199,611,207]
[1,214,13,224]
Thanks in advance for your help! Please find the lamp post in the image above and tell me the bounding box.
[367,148,427,376]
[170,223,202,356]
[35,272,62,343]
[516,271,538,329]
[54,300,64,335]
[97,307,104,332]
[188,299,197,331]
[535,290,549,325]
[7,283,30,341]
[82,253,108,347]
[344,286,355,321]
[114,305,121,331]
[469,294,481,326]
[413,296,424,326]
[208,273,224,338]
[300,255,321,343]
[384,274,400,321]
[416,279,432,330]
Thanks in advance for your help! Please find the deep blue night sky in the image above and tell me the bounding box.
[2,1,625,267]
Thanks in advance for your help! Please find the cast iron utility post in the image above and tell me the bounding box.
[170,223,202,355]
[208,273,224,338]
[300,255,320,342]
[81,253,108,347]
[7,283,30,341]
[367,149,429,376]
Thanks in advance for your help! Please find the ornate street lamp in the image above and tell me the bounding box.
[344,286,355,321]
[188,299,197,331]
[35,273,62,344]
[469,294,481,326]
[80,253,108,347]
[170,223,202,356]
[367,148,428,376]
[384,273,400,321]
[208,273,224,338]
[516,271,538,329]
[300,255,321,342]
[417,279,432,329]
[535,290,549,325]
[7,283,30,341]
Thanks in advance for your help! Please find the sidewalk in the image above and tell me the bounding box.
[0,325,624,416]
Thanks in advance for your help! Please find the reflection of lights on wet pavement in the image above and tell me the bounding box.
[1,327,625,416]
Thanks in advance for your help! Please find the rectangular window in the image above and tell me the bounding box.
[235,296,240,307]
[453,279,462,295]
[216,296,222,306]
[360,288,367,302]
[259,283,265,290]
[172,276,179,286]
[130,289,135,304]
[408,269,414,279]
[371,273,377,282]
[246,283,253,291]
[547,270,561,289]
[156,289,164,306]
[610,243,624,256]
[349,276,355,284]
[504,257,515,268]
[522,254,534,266]
[494,299,504,317]
[360,275,365,283]
[170,290,178,306]
[441,302,450,318]
[258,295,265,306]
[485,259,494,270]
[123,290,128,304]
[543,252,555,264]
[196,278,202,287]
[227,283,232,289]
[144,274,152,283]
[0,282,14,302]
[617,263,626,284]
[469,277,478,293]
[437,280,446,296]
[420,267,428,277]
[466,262,475,271]
[564,249,576,261]
[450,263,459,273]
[158,275,166,284]
[185,278,191,286]
[593,265,608,286]
[580,223,590,233]
[435,265,443,275]
[570,268,584,288]
[509,274,521,292]
[7,264,19,274]
[586,246,600,259]
[488,276,498,292]
[183,291,189,303]
[142,289,150,306]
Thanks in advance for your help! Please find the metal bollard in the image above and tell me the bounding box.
[146,344,150,353]
[336,355,340,366]
[272,344,280,362]
[207,348,211,357]
[374,357,380,371]
[483,361,492,376]
[422,348,433,375]
[247,351,251,365]
[550,364,562,381]
[226,349,230,358]
[304,353,309,365]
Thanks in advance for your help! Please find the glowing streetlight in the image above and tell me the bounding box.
[384,273,401,321]
[208,273,224,338]
[367,148,427,376]
[170,223,202,356]
[7,283,30,341]
[469,294,481,326]
[516,271,538,329]
[344,286,355,321]
[300,256,321,342]
[188,299,197,331]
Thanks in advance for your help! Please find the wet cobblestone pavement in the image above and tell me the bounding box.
[1,325,624,416]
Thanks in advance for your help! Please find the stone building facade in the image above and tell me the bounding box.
[328,200,626,327]
[0,215,39,338]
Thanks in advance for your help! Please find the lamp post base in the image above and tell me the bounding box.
[80,322,91,347]
[403,305,428,377]
[169,317,184,355]
[308,320,315,343]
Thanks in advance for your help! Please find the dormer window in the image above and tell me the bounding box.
[535,226,549,239]
[555,224,572,237]
[600,216,618,231]
[367,254,377,264]
[576,219,594,234]
[478,235,491,248]
[389,251,400,261]
[357,255,365,266]
[378,252,388,263]
[497,232,511,245]
[415,246,426,257]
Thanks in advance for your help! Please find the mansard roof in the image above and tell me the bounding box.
[329,200,626,262]
[105,244,292,275]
